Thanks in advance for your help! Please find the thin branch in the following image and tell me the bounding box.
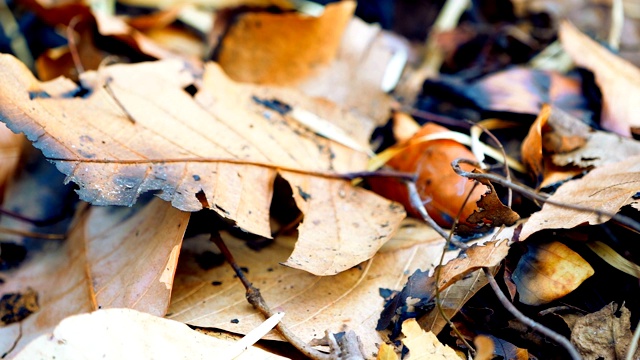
[472,123,513,207]
[482,267,582,360]
[0,208,70,227]
[209,232,331,360]
[0,226,66,240]
[405,181,468,250]
[66,16,85,77]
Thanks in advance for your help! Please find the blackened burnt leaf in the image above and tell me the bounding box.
[0,54,405,276]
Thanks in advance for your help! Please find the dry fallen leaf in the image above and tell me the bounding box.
[560,21,640,137]
[401,318,460,360]
[217,1,355,85]
[520,155,640,240]
[570,302,640,360]
[296,17,407,124]
[15,308,288,360]
[0,198,188,356]
[521,104,640,187]
[0,55,405,276]
[511,241,594,306]
[168,225,449,357]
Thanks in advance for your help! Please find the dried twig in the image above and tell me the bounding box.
[0,208,70,227]
[209,231,331,360]
[482,267,582,360]
[0,226,65,240]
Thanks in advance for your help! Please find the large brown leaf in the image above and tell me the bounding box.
[0,54,405,276]
[0,198,188,357]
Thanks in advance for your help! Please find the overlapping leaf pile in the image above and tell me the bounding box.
[1,0,640,359]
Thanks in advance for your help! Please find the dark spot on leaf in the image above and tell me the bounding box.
[183,84,198,97]
[193,174,201,181]
[296,186,312,201]
[0,243,27,270]
[231,319,239,324]
[0,288,39,326]
[196,189,210,208]
[251,96,292,115]
[214,204,230,215]
[211,281,223,286]
[195,251,225,270]
[28,90,50,99]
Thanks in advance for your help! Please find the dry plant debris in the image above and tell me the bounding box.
[1,0,640,359]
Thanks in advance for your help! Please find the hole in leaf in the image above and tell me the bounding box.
[183,84,198,97]
[196,189,210,208]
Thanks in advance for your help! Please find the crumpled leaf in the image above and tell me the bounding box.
[521,104,640,187]
[168,223,450,357]
[511,241,594,306]
[0,55,405,276]
[378,238,511,338]
[0,198,188,356]
[217,1,355,85]
[15,308,287,360]
[520,155,640,240]
[570,302,640,360]
[560,21,640,137]
[456,174,520,234]
[401,318,460,360]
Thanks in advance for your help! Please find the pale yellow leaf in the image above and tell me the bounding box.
[401,319,460,360]
[15,308,288,360]
[376,343,399,360]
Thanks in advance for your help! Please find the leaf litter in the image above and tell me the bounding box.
[2,0,640,359]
